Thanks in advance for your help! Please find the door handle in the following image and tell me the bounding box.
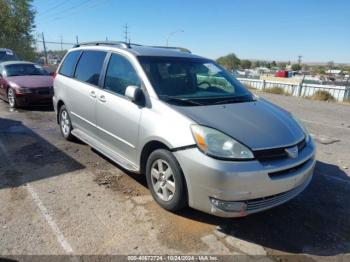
[98,95,106,102]
[89,90,96,98]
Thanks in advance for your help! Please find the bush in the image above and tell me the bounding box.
[264,86,289,95]
[311,90,335,101]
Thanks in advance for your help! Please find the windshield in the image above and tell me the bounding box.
[5,64,49,77]
[0,51,18,62]
[138,56,253,105]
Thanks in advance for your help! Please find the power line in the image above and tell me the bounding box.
[36,0,110,24]
[37,0,96,23]
[36,0,71,19]
[36,40,76,45]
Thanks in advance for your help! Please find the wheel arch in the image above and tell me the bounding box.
[139,140,170,175]
[141,140,190,208]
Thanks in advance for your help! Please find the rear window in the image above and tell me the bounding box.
[59,50,82,77]
[74,50,107,86]
[5,64,50,77]
[0,50,18,62]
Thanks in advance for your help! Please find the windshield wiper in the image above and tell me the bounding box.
[159,95,204,106]
[213,95,253,105]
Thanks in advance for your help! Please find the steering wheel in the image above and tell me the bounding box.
[198,81,212,88]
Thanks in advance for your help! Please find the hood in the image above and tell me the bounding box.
[7,75,53,88]
[172,99,304,150]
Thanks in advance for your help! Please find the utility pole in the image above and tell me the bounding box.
[124,24,128,43]
[76,35,79,45]
[60,35,63,51]
[297,55,302,65]
[42,32,48,65]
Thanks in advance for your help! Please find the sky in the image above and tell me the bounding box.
[33,0,350,63]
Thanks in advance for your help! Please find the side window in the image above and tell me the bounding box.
[104,53,140,96]
[74,51,107,86]
[59,50,81,77]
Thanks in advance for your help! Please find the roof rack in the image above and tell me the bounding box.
[73,41,191,53]
[150,46,191,53]
[73,41,134,49]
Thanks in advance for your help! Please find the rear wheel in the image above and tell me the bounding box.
[146,149,187,211]
[7,88,17,108]
[59,105,75,141]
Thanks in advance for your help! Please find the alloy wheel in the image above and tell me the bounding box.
[60,110,71,136]
[151,159,176,201]
[8,88,15,108]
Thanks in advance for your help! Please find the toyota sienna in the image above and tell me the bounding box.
[53,42,316,217]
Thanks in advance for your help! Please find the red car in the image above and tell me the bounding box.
[0,61,54,108]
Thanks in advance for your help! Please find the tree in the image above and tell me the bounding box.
[240,59,252,69]
[252,60,261,68]
[291,64,302,71]
[277,62,287,70]
[0,0,36,61]
[216,53,240,71]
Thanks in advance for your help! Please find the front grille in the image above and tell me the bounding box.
[253,138,306,161]
[34,87,51,95]
[245,179,309,211]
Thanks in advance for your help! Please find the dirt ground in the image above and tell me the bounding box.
[0,92,349,261]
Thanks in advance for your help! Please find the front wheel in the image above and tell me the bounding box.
[146,149,187,211]
[7,88,17,108]
[59,105,75,141]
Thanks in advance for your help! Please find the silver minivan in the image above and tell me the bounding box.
[53,42,316,217]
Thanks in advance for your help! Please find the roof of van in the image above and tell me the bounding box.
[71,42,207,59]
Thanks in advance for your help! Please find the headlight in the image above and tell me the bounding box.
[17,87,32,94]
[190,125,254,160]
[291,115,310,142]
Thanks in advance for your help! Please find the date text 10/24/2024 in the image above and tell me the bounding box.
[127,255,219,261]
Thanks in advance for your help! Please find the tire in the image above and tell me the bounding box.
[146,149,187,211]
[59,105,75,141]
[7,88,17,108]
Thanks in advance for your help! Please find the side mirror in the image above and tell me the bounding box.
[125,85,145,106]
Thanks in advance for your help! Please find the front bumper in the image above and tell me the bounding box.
[15,93,53,106]
[174,139,316,217]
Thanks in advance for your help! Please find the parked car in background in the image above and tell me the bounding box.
[0,61,54,108]
[53,42,316,217]
[0,48,18,62]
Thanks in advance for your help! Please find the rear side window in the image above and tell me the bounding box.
[59,50,81,77]
[104,53,140,95]
[74,51,107,86]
